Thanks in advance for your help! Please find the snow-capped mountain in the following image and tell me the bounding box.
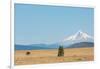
[61,30,94,46]
[63,30,93,41]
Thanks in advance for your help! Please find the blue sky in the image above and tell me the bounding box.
[15,4,94,45]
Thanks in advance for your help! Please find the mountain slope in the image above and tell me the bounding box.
[66,42,94,48]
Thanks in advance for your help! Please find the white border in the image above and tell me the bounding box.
[11,0,95,69]
[14,0,95,7]
[11,0,14,69]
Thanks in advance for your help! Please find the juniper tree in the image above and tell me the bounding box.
[58,45,64,57]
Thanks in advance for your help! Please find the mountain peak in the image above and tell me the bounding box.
[62,30,93,42]
[77,30,83,33]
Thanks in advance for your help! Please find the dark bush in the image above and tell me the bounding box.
[26,51,31,55]
[58,45,64,57]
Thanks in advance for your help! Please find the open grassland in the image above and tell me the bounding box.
[15,47,94,65]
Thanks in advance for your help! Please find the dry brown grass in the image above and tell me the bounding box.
[15,47,94,65]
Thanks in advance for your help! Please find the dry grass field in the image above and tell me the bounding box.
[15,47,94,65]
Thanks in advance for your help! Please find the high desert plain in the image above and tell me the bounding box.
[15,47,94,65]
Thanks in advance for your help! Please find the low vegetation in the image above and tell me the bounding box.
[15,47,94,65]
